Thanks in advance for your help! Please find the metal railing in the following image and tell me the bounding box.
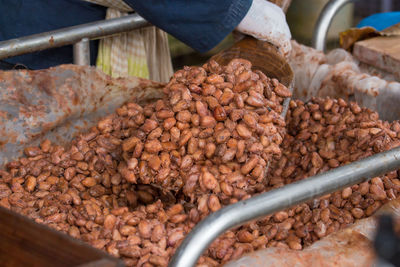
[169,147,400,267]
[312,0,352,52]
[0,14,150,65]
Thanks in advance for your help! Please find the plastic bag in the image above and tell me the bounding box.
[0,65,164,166]
[325,48,355,65]
[289,41,400,121]
[289,41,326,99]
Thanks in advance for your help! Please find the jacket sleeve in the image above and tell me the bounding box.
[0,0,106,69]
[124,0,252,53]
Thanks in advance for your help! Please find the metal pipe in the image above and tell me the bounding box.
[0,14,150,60]
[381,0,393,13]
[312,0,352,52]
[169,146,400,267]
[73,38,90,66]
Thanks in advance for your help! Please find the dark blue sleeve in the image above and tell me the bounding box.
[124,0,252,53]
[0,0,106,69]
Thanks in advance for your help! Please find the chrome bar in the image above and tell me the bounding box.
[73,38,90,66]
[0,14,150,60]
[312,0,352,52]
[381,0,393,13]
[169,146,400,267]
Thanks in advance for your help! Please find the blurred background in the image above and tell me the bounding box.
[169,0,400,70]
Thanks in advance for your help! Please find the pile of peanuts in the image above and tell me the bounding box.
[1,59,400,266]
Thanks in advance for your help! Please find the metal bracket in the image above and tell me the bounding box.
[73,38,90,66]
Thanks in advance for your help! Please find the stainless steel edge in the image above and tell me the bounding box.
[73,38,90,66]
[0,14,150,60]
[312,0,352,52]
[169,146,400,267]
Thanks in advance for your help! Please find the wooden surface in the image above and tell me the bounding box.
[0,206,123,267]
[211,36,294,89]
[353,36,400,80]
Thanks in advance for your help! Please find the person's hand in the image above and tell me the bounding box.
[236,0,292,57]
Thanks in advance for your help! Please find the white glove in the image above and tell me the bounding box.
[236,0,292,57]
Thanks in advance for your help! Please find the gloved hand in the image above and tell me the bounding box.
[236,0,292,57]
